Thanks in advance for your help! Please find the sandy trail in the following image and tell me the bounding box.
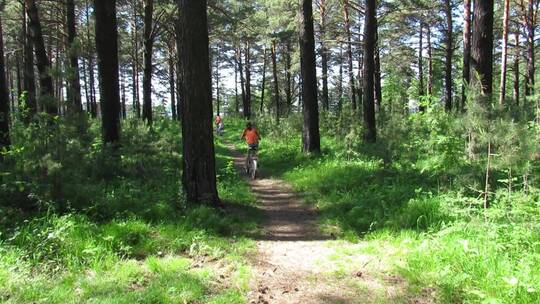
[226,144,433,304]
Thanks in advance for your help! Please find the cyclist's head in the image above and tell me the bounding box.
[246,121,253,129]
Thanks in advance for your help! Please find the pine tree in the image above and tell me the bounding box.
[299,0,320,153]
[178,0,220,205]
[94,0,121,143]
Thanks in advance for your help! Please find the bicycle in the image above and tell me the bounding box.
[245,146,258,180]
[216,123,224,136]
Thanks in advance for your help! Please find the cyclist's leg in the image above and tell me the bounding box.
[245,149,250,173]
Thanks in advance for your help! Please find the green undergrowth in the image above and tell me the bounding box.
[249,112,540,303]
[0,116,257,303]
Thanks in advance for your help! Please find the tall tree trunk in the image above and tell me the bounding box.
[215,50,220,116]
[66,0,83,114]
[285,41,293,114]
[418,22,425,112]
[85,0,97,118]
[237,46,246,116]
[234,55,239,115]
[374,43,382,112]
[343,0,356,111]
[6,54,13,109]
[444,0,453,111]
[244,40,252,119]
[260,46,267,114]
[88,56,97,117]
[0,11,10,150]
[300,0,320,153]
[16,52,22,105]
[169,43,176,120]
[54,30,63,114]
[175,16,182,121]
[178,0,219,205]
[320,0,329,111]
[132,0,140,118]
[271,41,280,123]
[513,30,521,105]
[337,43,343,112]
[525,0,535,96]
[500,0,510,105]
[427,24,433,98]
[462,0,472,109]
[82,57,90,112]
[471,0,494,100]
[25,0,56,115]
[121,71,126,119]
[363,0,377,143]
[22,1,36,117]
[142,0,154,124]
[94,0,121,143]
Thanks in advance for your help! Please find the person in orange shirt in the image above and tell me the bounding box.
[240,121,261,171]
[215,115,224,136]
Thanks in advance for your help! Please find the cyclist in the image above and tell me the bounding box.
[215,115,224,136]
[240,121,261,173]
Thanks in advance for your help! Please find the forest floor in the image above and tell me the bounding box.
[227,143,433,304]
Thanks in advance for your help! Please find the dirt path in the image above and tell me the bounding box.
[226,144,432,304]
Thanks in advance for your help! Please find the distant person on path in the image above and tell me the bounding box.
[241,121,261,170]
[215,115,224,136]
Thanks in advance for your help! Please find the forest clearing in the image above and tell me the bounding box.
[0,0,539,303]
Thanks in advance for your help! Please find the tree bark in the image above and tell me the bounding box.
[94,0,121,143]
[0,11,10,149]
[22,1,36,117]
[363,0,377,143]
[132,0,141,118]
[471,0,494,100]
[121,71,126,119]
[237,46,246,116]
[525,0,535,96]
[374,43,382,112]
[284,41,293,114]
[178,0,220,205]
[25,0,56,115]
[500,0,510,105]
[142,0,154,124]
[243,40,252,119]
[418,22,425,112]
[444,0,453,111]
[513,30,521,105]
[82,57,90,113]
[85,0,97,117]
[260,47,267,114]
[462,0,472,109]
[427,24,433,98]
[271,41,280,123]
[343,0,356,111]
[215,49,220,116]
[169,43,176,120]
[300,0,320,153]
[88,56,97,117]
[16,52,22,102]
[65,0,83,115]
[320,0,329,111]
[234,55,239,114]
[337,43,343,112]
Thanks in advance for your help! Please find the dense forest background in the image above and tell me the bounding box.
[0,0,539,303]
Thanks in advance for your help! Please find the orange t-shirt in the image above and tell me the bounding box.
[215,116,222,125]
[242,128,260,145]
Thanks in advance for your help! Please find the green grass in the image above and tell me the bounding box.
[0,117,258,303]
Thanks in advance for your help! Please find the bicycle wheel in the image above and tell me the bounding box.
[250,159,257,180]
